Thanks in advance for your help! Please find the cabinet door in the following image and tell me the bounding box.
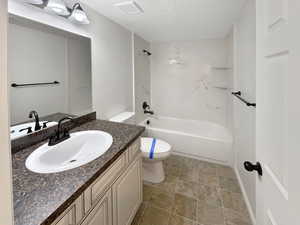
[81,190,112,225]
[52,195,83,225]
[113,157,142,225]
[55,209,74,225]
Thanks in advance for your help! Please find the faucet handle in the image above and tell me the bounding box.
[42,121,50,128]
[142,101,150,110]
[19,127,33,134]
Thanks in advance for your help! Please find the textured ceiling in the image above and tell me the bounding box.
[81,0,247,42]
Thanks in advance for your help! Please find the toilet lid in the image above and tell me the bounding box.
[140,138,171,153]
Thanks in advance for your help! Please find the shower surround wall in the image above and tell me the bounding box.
[133,34,151,124]
[151,40,232,128]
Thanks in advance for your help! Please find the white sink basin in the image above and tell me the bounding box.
[25,131,113,174]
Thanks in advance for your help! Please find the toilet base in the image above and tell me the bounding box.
[142,160,165,183]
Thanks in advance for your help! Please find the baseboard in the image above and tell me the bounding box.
[172,151,229,166]
[234,166,256,225]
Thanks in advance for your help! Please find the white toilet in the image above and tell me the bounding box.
[140,137,172,183]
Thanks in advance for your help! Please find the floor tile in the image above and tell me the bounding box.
[148,186,174,212]
[143,184,154,202]
[164,163,183,177]
[145,174,178,193]
[201,185,222,207]
[168,214,197,225]
[200,162,218,176]
[216,165,236,179]
[139,206,170,225]
[223,208,252,225]
[179,167,199,183]
[173,193,197,220]
[132,155,252,225]
[197,201,224,225]
[219,177,241,193]
[175,180,200,200]
[220,190,248,213]
[198,173,220,187]
[131,203,148,225]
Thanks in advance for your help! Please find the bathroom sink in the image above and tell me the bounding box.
[25,130,113,173]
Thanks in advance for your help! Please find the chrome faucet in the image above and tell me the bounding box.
[29,110,41,131]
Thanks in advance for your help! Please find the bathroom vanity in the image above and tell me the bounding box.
[12,119,145,225]
[50,138,142,225]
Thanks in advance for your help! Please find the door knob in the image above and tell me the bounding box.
[244,161,263,176]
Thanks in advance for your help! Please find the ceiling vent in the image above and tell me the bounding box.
[114,1,144,15]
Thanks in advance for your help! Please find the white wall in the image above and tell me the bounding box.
[226,31,234,133]
[233,0,256,220]
[68,36,92,116]
[84,8,133,120]
[133,34,151,124]
[8,0,134,120]
[151,40,231,127]
[8,18,92,124]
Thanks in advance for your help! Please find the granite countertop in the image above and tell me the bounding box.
[12,119,145,225]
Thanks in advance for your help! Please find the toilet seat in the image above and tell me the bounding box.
[141,138,171,160]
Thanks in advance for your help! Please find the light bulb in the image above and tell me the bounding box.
[24,0,43,5]
[69,3,90,24]
[45,0,70,16]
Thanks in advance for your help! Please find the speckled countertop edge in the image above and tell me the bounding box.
[12,119,145,225]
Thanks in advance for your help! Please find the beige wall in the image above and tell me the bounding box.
[0,0,14,224]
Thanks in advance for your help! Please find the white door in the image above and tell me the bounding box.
[256,0,300,224]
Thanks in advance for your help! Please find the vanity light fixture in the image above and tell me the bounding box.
[45,0,70,16]
[68,3,90,24]
[23,0,90,25]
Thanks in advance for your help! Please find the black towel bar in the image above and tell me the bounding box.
[232,91,256,108]
[11,81,60,88]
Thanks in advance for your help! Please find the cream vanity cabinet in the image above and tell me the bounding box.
[112,156,142,225]
[50,138,142,225]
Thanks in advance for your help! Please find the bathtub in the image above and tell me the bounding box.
[140,116,233,164]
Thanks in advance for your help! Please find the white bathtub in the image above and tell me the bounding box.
[140,116,233,164]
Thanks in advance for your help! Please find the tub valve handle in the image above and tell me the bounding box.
[143,102,150,110]
[143,102,154,115]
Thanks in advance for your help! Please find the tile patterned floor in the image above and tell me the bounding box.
[131,155,252,225]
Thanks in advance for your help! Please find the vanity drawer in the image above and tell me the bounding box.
[128,138,141,162]
[90,153,127,205]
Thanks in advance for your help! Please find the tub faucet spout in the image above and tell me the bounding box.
[144,110,154,115]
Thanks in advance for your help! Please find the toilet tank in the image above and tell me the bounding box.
[109,112,135,125]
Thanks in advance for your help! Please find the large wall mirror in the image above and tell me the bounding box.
[8,15,92,140]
